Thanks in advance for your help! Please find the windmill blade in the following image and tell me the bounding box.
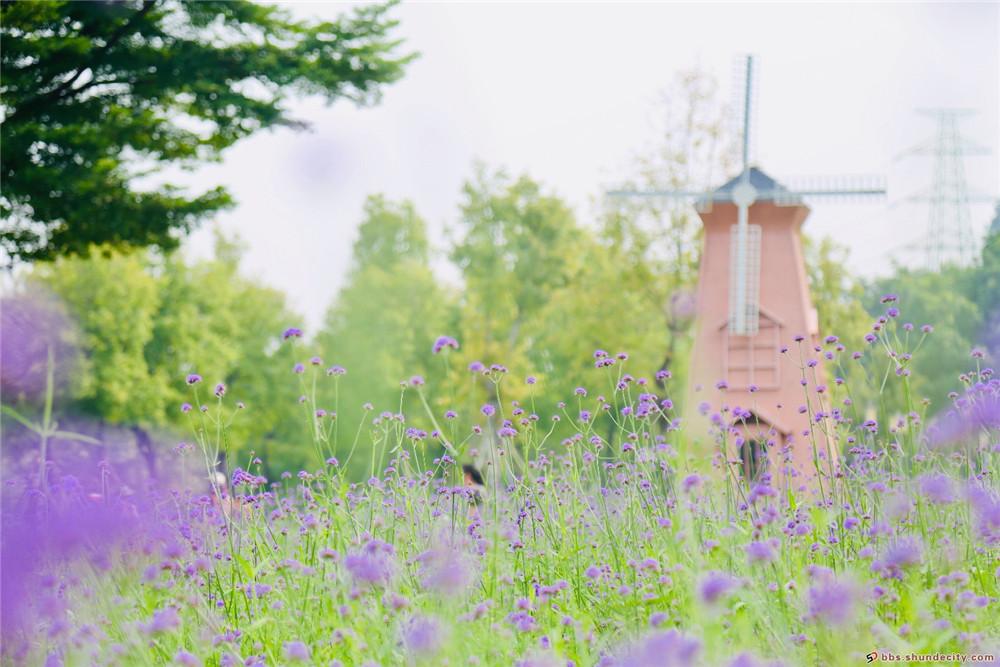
[766,175,887,205]
[729,223,761,336]
[605,189,712,199]
[730,54,759,172]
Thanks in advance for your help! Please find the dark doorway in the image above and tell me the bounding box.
[738,438,767,484]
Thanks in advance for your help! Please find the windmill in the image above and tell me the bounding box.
[609,56,885,481]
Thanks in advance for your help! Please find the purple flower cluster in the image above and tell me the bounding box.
[432,336,459,354]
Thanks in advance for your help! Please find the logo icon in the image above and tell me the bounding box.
[866,653,878,663]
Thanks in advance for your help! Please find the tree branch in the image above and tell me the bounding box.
[5,0,158,124]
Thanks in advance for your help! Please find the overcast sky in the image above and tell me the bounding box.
[176,1,1000,332]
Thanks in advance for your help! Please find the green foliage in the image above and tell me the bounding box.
[34,247,164,423]
[973,210,1000,356]
[1,0,415,262]
[7,300,1000,666]
[349,195,430,274]
[803,235,869,341]
[451,166,583,365]
[24,235,307,476]
[864,267,983,414]
[316,197,452,477]
[597,66,739,404]
[802,235,880,411]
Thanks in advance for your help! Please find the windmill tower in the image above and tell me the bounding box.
[610,56,885,483]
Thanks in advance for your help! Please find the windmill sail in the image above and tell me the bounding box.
[729,55,760,336]
[730,224,761,335]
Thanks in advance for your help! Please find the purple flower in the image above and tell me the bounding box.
[282,327,303,341]
[968,487,1000,545]
[481,404,495,417]
[971,348,986,359]
[410,375,425,387]
[468,361,485,372]
[283,641,310,662]
[681,474,701,493]
[728,654,770,667]
[716,381,729,391]
[418,549,471,596]
[141,607,181,635]
[174,651,201,667]
[292,363,305,374]
[808,580,859,627]
[525,376,536,385]
[699,571,736,604]
[864,333,876,344]
[344,542,394,586]
[214,383,226,398]
[401,616,442,655]
[432,336,459,354]
[327,365,347,376]
[884,538,923,571]
[918,473,955,504]
[186,374,202,385]
[613,629,701,667]
[745,541,776,565]
[181,403,192,413]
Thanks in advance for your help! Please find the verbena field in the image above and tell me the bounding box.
[3,297,999,667]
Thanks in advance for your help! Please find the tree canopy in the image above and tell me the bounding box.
[0,0,415,263]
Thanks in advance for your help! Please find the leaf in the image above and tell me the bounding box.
[50,430,101,444]
[1,404,40,433]
[232,552,255,580]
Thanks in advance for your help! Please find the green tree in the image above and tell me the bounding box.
[863,268,982,415]
[525,240,672,411]
[973,204,1000,357]
[599,66,737,397]
[450,166,582,373]
[801,234,882,428]
[803,236,870,343]
[25,235,305,481]
[350,195,430,272]
[448,167,674,451]
[316,196,452,478]
[1,0,415,262]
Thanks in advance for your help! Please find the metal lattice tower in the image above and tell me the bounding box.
[903,109,990,270]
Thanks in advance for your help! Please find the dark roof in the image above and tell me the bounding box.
[699,167,798,205]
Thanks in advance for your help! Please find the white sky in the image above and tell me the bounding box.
[177,1,1000,332]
